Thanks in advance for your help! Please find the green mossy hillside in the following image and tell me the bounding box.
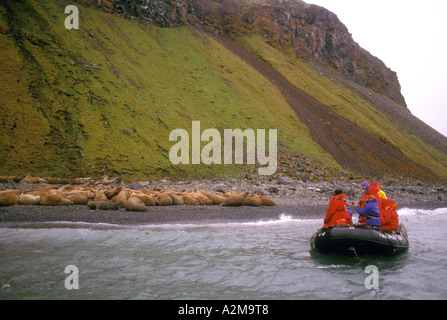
[1,0,446,183]
[0,0,334,180]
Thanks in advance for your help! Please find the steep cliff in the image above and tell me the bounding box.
[243,1,407,108]
[86,0,406,107]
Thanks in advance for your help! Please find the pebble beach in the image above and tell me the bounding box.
[1,176,446,227]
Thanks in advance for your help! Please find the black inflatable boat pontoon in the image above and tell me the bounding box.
[310,224,409,256]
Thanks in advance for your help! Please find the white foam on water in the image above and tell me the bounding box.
[0,220,129,230]
[1,214,322,231]
[397,207,447,217]
[136,213,321,230]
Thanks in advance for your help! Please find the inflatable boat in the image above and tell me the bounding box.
[310,224,409,256]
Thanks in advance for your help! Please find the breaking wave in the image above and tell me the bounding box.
[397,207,447,217]
[0,213,321,231]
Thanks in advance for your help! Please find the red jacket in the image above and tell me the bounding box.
[359,185,383,225]
[368,185,382,211]
[380,199,399,232]
[324,194,352,228]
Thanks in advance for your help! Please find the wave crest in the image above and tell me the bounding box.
[397,207,447,216]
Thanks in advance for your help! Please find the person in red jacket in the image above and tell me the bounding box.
[368,182,382,210]
[357,182,382,225]
[380,199,399,232]
[323,189,352,228]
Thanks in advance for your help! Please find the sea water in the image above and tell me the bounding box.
[1,207,446,300]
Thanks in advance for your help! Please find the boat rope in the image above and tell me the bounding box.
[381,229,394,247]
[349,246,362,261]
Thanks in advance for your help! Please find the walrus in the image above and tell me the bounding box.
[70,178,85,185]
[220,191,248,206]
[125,197,147,212]
[260,196,278,206]
[111,190,130,205]
[65,194,89,205]
[45,177,70,184]
[40,194,73,206]
[87,200,122,210]
[168,193,185,205]
[18,193,41,205]
[193,192,214,205]
[0,190,22,206]
[157,193,173,206]
[0,189,23,197]
[182,195,198,205]
[202,192,226,205]
[130,193,155,206]
[242,194,262,206]
[19,174,40,184]
[59,185,75,192]
[0,176,21,183]
[26,186,58,196]
[93,190,108,201]
[105,187,122,199]
[140,189,157,196]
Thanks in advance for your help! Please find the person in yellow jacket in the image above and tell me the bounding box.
[378,185,387,200]
[370,181,387,200]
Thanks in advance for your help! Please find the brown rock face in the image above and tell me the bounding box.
[244,2,407,107]
[89,0,406,107]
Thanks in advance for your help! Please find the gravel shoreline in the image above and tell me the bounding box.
[1,178,446,228]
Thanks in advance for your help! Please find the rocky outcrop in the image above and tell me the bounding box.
[83,0,406,106]
[244,2,407,107]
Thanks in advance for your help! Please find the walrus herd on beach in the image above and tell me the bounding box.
[0,175,277,212]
